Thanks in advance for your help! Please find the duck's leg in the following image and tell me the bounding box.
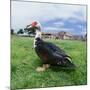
[43,64,50,69]
[36,64,50,72]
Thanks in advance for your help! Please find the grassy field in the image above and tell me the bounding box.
[11,35,87,89]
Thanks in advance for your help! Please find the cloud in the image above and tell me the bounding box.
[54,22,64,27]
[77,25,85,29]
[11,1,86,35]
[43,27,58,33]
[43,26,74,34]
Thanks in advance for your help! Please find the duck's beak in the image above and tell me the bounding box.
[26,24,32,29]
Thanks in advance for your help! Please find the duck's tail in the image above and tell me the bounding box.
[63,56,76,69]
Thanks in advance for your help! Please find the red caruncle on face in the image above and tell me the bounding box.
[31,21,38,27]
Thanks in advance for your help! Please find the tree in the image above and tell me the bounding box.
[11,29,14,35]
[17,29,24,34]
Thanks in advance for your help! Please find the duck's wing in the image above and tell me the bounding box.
[44,42,71,58]
[43,42,73,66]
[35,41,75,68]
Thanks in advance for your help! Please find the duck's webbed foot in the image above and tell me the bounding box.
[36,64,50,72]
[43,64,50,69]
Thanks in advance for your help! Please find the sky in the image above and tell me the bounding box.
[11,1,87,35]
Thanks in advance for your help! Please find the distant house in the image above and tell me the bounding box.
[72,35,82,40]
[42,31,76,40]
[42,32,58,39]
[57,31,73,40]
[17,32,35,37]
[17,33,28,37]
[42,32,53,39]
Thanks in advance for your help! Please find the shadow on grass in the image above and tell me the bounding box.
[50,65,76,73]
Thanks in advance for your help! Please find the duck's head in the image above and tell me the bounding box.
[26,21,41,33]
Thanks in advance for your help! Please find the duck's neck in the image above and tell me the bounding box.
[34,30,42,48]
[35,30,42,39]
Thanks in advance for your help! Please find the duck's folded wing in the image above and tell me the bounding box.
[44,42,71,58]
[45,42,64,52]
[36,41,73,66]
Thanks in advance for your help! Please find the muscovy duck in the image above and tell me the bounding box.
[27,21,76,72]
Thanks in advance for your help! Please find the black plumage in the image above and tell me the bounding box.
[35,38,75,68]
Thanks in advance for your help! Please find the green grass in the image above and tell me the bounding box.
[11,35,87,89]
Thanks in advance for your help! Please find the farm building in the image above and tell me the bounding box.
[57,31,73,40]
[72,35,82,40]
[41,31,82,40]
[42,32,56,39]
